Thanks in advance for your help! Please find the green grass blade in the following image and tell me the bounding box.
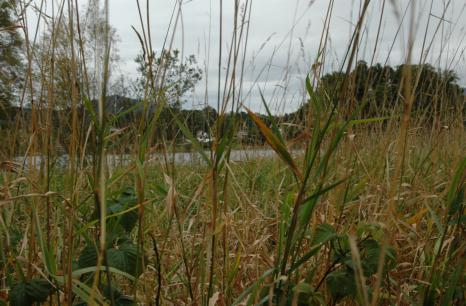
[245,107,302,183]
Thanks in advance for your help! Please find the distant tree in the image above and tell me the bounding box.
[0,0,23,117]
[79,1,120,99]
[30,2,120,154]
[134,49,202,109]
[34,1,120,108]
[318,61,464,121]
[184,105,217,134]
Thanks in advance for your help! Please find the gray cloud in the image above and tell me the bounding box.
[27,0,466,113]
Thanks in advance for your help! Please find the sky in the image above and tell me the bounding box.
[26,0,466,113]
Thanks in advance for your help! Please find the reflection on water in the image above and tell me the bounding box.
[13,149,300,170]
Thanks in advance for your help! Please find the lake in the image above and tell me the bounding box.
[12,149,292,170]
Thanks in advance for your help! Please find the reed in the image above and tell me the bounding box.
[0,0,464,305]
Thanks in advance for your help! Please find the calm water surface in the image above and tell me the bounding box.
[13,149,301,170]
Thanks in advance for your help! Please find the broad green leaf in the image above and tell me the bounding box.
[107,188,139,233]
[107,242,141,276]
[78,243,98,270]
[293,282,314,295]
[312,223,338,246]
[10,282,28,306]
[103,285,136,306]
[78,241,143,277]
[72,266,136,282]
[10,279,53,306]
[356,223,384,240]
[360,239,382,276]
[326,269,357,302]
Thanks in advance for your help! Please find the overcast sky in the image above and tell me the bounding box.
[27,0,466,113]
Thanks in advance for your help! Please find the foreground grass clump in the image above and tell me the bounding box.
[1,0,465,305]
[1,121,464,305]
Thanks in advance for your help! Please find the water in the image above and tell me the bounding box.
[13,149,288,170]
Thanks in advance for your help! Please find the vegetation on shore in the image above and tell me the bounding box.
[0,0,465,305]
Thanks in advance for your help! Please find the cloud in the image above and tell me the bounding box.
[26,0,466,112]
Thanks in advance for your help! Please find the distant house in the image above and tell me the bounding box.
[196,131,212,144]
[236,130,248,141]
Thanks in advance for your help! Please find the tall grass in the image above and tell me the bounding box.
[0,0,465,305]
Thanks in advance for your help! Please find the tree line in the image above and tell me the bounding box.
[318,60,464,122]
[1,2,465,156]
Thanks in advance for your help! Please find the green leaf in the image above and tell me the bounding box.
[245,107,302,182]
[232,268,276,306]
[106,241,142,276]
[326,269,357,302]
[214,123,233,170]
[356,223,384,240]
[103,285,136,306]
[10,283,28,306]
[78,240,143,277]
[258,88,286,144]
[360,239,382,276]
[305,74,323,115]
[312,223,338,246]
[108,99,145,124]
[83,96,99,129]
[440,257,466,306]
[78,243,98,270]
[33,203,57,275]
[66,278,106,305]
[289,244,323,273]
[72,266,136,282]
[10,279,53,306]
[298,178,347,229]
[107,188,139,233]
[114,295,136,306]
[171,110,211,166]
[447,215,466,225]
[448,186,464,217]
[349,116,392,126]
[293,282,314,295]
[446,156,466,216]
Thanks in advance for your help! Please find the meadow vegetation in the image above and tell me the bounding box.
[0,0,465,305]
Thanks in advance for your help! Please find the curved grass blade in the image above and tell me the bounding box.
[232,268,276,306]
[258,88,286,144]
[171,110,211,166]
[245,107,302,182]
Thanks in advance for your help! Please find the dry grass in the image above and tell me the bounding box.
[0,0,465,305]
